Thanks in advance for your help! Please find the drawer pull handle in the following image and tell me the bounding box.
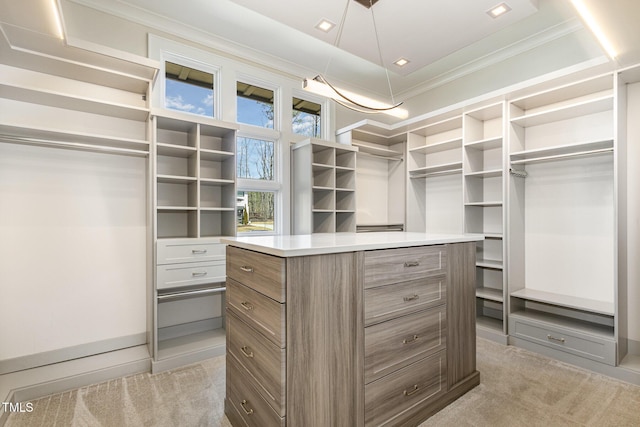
[547,334,566,344]
[240,400,254,416]
[192,249,208,254]
[240,266,254,273]
[240,301,254,311]
[403,385,419,396]
[241,346,254,358]
[403,334,419,344]
[192,271,207,277]
[404,261,420,268]
[403,294,419,302]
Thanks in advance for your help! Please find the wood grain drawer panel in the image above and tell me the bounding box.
[227,246,286,302]
[156,260,225,290]
[509,314,616,366]
[364,245,446,288]
[227,310,286,416]
[365,275,446,326]
[226,355,285,427]
[365,350,447,427]
[365,306,446,383]
[157,241,225,265]
[226,278,286,348]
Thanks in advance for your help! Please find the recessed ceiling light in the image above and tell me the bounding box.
[487,3,511,18]
[394,58,410,67]
[315,19,335,33]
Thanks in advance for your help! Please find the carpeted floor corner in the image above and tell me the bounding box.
[6,338,640,426]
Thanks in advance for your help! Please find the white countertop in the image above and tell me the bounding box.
[221,232,483,257]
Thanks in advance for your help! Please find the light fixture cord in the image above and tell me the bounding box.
[324,0,351,77]
[370,0,396,104]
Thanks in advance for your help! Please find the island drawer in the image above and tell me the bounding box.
[227,278,286,348]
[365,350,447,427]
[365,306,446,383]
[157,240,225,265]
[227,246,286,302]
[226,355,285,427]
[364,245,447,288]
[156,260,225,290]
[364,275,446,326]
[227,310,286,416]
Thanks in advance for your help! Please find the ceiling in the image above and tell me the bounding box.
[1,0,640,107]
[229,0,541,77]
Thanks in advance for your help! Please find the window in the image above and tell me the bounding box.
[237,191,275,233]
[236,136,278,234]
[237,82,274,129]
[293,97,322,138]
[236,137,275,181]
[165,61,214,117]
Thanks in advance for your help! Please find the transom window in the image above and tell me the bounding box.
[293,96,322,138]
[237,82,275,129]
[165,61,214,117]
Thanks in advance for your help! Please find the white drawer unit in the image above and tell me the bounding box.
[157,239,226,265]
[156,260,226,290]
[509,312,616,366]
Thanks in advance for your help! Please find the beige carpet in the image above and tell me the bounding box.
[6,339,640,426]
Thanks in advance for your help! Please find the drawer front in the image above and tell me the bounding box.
[227,278,286,348]
[365,306,446,383]
[157,240,225,265]
[365,275,446,326]
[365,350,447,427]
[227,246,286,302]
[227,310,286,416]
[226,355,285,427]
[364,245,446,289]
[156,261,225,290]
[510,315,616,366]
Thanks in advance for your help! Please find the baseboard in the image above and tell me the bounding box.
[476,326,509,345]
[151,342,225,374]
[0,332,147,376]
[0,345,150,426]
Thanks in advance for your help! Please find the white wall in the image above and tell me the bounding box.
[0,143,147,360]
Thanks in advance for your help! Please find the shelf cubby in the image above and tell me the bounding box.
[293,139,358,233]
[200,210,236,237]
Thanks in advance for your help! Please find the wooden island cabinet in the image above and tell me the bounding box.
[222,232,482,427]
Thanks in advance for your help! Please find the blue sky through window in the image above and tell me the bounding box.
[165,79,213,117]
[237,96,274,128]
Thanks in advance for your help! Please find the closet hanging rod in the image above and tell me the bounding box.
[356,151,403,161]
[157,286,226,302]
[410,168,462,179]
[510,148,613,166]
[0,135,149,157]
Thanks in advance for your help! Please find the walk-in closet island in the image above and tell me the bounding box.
[221,232,482,427]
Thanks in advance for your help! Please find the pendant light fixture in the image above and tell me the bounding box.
[303,0,408,119]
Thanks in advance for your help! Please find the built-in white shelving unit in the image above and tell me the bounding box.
[0,61,154,156]
[462,102,507,343]
[406,115,464,233]
[335,128,405,232]
[507,73,618,365]
[292,138,358,234]
[152,110,238,372]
